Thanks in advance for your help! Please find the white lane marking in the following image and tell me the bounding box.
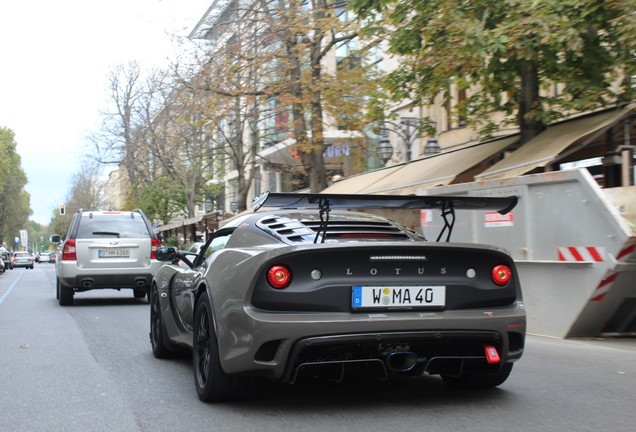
[0,270,25,305]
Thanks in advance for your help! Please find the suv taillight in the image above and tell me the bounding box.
[62,239,77,261]
[150,238,161,260]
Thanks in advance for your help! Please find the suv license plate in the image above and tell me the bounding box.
[352,285,445,310]
[98,249,130,258]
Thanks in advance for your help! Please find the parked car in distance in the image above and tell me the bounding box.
[10,251,34,269]
[150,192,525,402]
[52,209,162,306]
[38,252,53,263]
[0,246,9,271]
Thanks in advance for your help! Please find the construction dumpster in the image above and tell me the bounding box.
[418,169,636,338]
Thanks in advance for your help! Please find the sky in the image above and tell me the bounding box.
[0,0,211,224]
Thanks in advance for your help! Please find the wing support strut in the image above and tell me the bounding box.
[314,197,331,244]
[435,199,456,242]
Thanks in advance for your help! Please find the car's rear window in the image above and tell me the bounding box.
[76,214,151,239]
[15,252,30,257]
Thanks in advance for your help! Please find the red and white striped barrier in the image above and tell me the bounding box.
[557,246,605,262]
[588,243,636,302]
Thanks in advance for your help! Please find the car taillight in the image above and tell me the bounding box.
[150,238,161,260]
[62,239,77,261]
[267,265,292,289]
[491,264,512,286]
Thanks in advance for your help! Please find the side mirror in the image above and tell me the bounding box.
[50,234,61,244]
[156,246,178,262]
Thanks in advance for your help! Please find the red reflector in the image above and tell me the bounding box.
[484,345,501,364]
[267,265,291,289]
[491,264,512,286]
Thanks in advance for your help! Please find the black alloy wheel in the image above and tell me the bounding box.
[133,289,147,299]
[149,285,175,358]
[192,291,256,402]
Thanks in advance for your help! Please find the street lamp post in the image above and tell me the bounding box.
[380,117,437,163]
[377,137,394,164]
[424,137,440,156]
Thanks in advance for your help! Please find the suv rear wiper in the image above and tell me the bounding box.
[92,231,120,237]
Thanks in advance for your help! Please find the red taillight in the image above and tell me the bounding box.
[491,264,512,286]
[267,265,292,289]
[62,239,77,261]
[150,238,161,260]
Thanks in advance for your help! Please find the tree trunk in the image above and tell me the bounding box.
[287,38,314,192]
[306,6,328,193]
[518,62,546,144]
[309,58,327,192]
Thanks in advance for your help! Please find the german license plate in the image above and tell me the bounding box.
[351,285,446,310]
[98,249,130,258]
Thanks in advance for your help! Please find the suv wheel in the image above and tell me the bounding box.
[133,289,147,299]
[58,284,74,306]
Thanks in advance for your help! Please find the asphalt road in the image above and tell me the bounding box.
[1,265,635,432]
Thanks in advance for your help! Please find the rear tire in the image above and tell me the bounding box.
[58,284,74,306]
[442,362,514,389]
[193,291,256,402]
[149,285,177,358]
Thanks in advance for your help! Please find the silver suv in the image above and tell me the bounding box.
[53,209,162,306]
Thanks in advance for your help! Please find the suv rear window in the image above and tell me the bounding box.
[76,213,151,239]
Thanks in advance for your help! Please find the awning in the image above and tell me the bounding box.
[321,164,403,193]
[475,106,634,181]
[155,212,221,234]
[155,215,203,233]
[358,135,518,195]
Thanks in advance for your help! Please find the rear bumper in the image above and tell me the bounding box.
[57,260,162,290]
[217,304,526,382]
[59,273,154,290]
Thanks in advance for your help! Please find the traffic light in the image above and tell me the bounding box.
[59,204,65,215]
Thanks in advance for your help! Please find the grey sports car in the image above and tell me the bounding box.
[150,192,525,402]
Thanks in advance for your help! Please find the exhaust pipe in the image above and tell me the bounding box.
[385,352,418,372]
[81,280,93,288]
[135,279,146,287]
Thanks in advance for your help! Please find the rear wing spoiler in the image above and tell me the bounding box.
[252,192,517,214]
[252,192,518,243]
